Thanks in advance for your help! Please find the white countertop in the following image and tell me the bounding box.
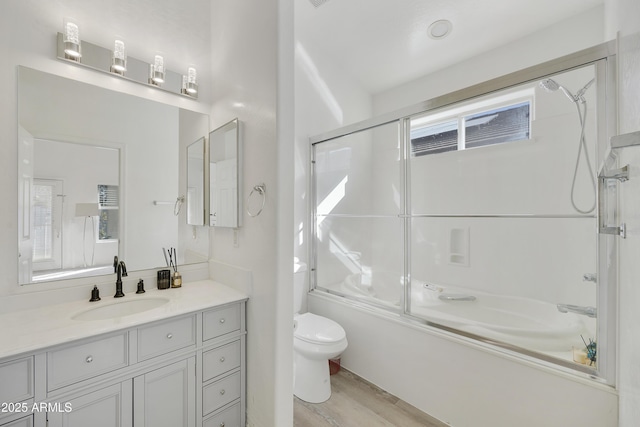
[0,280,248,360]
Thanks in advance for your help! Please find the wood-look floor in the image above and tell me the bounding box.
[294,368,448,427]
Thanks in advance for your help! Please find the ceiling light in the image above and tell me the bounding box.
[428,20,452,40]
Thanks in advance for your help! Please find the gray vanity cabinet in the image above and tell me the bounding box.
[0,300,246,427]
[47,382,132,427]
[133,358,196,427]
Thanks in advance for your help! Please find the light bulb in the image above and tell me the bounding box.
[185,67,198,95]
[63,18,81,59]
[152,55,165,83]
[111,40,127,74]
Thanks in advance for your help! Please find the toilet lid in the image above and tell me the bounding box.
[294,313,346,344]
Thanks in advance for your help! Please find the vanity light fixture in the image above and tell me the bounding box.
[110,39,127,75]
[62,17,81,60]
[149,54,165,85]
[182,67,198,96]
[57,30,196,98]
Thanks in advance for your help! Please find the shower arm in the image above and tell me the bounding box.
[597,130,640,238]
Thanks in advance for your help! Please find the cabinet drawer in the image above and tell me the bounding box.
[202,371,241,416]
[0,357,33,404]
[0,415,33,427]
[203,340,241,382]
[137,315,195,361]
[203,305,240,342]
[47,333,128,391]
[203,402,241,427]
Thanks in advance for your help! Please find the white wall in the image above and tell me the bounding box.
[208,0,294,426]
[607,0,640,424]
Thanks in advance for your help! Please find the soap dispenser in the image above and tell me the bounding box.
[89,285,101,302]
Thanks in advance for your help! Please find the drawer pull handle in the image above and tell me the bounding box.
[86,356,93,363]
[166,333,173,339]
[220,357,226,363]
[220,389,226,395]
[219,318,226,324]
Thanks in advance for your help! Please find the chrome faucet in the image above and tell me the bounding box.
[113,256,127,298]
[557,304,596,318]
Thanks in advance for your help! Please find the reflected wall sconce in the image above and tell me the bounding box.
[63,18,81,60]
[182,67,198,95]
[110,39,127,75]
[56,27,198,99]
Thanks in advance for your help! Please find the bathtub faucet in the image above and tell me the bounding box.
[556,304,596,318]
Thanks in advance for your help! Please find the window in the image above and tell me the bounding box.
[411,100,531,157]
[98,184,119,240]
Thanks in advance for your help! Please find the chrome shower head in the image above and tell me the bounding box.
[539,78,578,103]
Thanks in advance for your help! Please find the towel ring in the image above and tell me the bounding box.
[247,184,266,217]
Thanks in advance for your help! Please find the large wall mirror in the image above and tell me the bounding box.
[208,119,240,228]
[17,66,209,285]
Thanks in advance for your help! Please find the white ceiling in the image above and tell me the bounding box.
[296,0,604,94]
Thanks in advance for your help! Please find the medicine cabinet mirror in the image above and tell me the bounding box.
[17,66,210,285]
[207,118,240,228]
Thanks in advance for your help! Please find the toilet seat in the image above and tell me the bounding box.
[294,312,346,344]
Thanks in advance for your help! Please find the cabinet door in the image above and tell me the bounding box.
[47,382,132,427]
[133,357,195,427]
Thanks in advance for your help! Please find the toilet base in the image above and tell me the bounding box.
[293,352,332,403]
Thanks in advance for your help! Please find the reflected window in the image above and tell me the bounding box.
[98,184,119,241]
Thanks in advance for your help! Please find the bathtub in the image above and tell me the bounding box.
[337,271,594,353]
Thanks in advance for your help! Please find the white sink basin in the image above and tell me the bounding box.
[72,297,170,321]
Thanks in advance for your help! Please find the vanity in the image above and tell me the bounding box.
[0,280,247,427]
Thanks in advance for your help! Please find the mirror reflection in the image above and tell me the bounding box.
[18,66,209,285]
[208,119,239,228]
[187,137,205,226]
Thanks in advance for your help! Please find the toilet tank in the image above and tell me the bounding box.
[293,261,308,315]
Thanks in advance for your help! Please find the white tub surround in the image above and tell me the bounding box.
[0,280,248,427]
[309,292,618,427]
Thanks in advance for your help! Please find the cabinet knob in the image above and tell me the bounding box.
[220,423,225,427]
[86,356,93,363]
[220,389,226,395]
[219,318,225,324]
[166,333,173,339]
[219,357,225,363]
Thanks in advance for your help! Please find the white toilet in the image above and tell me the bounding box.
[293,262,348,403]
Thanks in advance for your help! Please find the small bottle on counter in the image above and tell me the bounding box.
[171,271,182,288]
